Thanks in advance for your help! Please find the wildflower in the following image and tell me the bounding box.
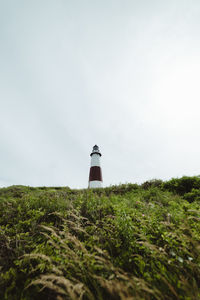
[177,257,183,263]
[188,257,193,261]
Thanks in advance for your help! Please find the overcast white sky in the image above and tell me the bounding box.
[0,0,200,188]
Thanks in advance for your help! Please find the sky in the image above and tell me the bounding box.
[0,0,200,188]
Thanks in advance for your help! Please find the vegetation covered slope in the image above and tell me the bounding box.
[0,176,199,300]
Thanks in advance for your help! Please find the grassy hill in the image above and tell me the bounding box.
[0,176,199,300]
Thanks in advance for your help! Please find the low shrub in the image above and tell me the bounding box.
[162,176,200,196]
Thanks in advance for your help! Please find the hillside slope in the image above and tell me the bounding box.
[0,177,199,300]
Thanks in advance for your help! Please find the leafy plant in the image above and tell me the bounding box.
[0,178,199,299]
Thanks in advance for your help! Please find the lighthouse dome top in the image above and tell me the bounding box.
[90,145,102,156]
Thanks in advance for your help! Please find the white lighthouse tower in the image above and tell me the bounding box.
[88,145,103,188]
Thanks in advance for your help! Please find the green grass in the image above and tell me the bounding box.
[0,176,199,299]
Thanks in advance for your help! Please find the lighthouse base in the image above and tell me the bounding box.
[89,181,102,188]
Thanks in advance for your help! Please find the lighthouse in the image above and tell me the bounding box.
[88,145,103,188]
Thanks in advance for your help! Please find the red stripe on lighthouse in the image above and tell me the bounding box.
[89,166,103,181]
